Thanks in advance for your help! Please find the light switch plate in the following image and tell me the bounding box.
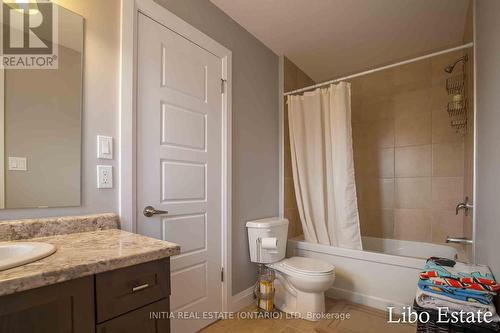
[97,135,113,160]
[97,165,113,189]
[8,157,27,171]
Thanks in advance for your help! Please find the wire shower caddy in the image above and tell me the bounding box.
[446,71,468,135]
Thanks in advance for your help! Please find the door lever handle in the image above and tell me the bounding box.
[143,206,168,217]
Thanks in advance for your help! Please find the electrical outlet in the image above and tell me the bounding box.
[97,165,113,189]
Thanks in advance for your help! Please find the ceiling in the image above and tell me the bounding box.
[210,0,470,82]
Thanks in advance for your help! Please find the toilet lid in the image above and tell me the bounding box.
[283,257,334,275]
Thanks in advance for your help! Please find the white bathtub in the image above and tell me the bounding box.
[287,236,458,312]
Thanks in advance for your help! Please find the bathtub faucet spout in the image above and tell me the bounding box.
[446,237,473,245]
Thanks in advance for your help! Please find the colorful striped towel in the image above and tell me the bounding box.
[418,279,493,305]
[420,259,499,293]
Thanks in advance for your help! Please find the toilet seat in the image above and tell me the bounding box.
[269,257,335,277]
[267,256,336,320]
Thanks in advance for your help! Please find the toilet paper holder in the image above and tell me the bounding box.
[256,237,278,262]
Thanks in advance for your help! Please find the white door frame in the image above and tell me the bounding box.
[119,0,233,312]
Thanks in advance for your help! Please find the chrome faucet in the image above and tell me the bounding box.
[446,237,473,245]
[456,197,473,216]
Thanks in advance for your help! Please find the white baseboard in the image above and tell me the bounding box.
[231,286,255,312]
[326,287,406,314]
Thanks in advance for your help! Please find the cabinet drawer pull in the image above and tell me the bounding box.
[132,283,149,292]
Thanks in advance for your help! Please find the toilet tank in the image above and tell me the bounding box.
[246,217,289,264]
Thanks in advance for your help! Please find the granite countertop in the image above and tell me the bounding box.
[0,215,180,297]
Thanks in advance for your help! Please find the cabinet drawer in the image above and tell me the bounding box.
[96,258,170,323]
[96,298,170,333]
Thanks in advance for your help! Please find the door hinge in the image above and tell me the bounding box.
[221,267,224,282]
[221,78,226,94]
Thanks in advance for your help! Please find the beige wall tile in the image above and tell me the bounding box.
[431,210,463,244]
[395,177,431,209]
[361,178,394,209]
[380,209,395,239]
[464,131,474,198]
[392,88,433,146]
[430,83,449,110]
[432,142,465,177]
[394,209,432,242]
[393,59,432,89]
[352,122,369,149]
[284,112,291,154]
[395,108,432,147]
[353,120,394,149]
[284,57,298,93]
[354,147,394,179]
[431,177,464,211]
[378,148,395,178]
[350,78,363,109]
[354,146,375,178]
[463,215,473,239]
[351,103,363,124]
[393,88,432,113]
[359,97,394,123]
[360,209,394,238]
[284,177,297,209]
[432,107,464,144]
[395,145,432,177]
[297,69,314,90]
[284,147,293,178]
[359,70,395,98]
[285,208,302,238]
[284,56,314,92]
[373,120,395,148]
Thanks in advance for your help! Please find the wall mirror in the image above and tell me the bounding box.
[0,4,84,209]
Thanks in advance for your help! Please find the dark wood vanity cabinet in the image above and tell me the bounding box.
[0,258,171,333]
[96,299,170,333]
[0,276,95,333]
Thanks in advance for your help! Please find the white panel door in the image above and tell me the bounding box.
[137,13,223,333]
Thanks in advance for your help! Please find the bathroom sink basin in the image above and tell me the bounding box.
[0,242,56,271]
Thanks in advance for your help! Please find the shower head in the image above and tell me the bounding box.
[444,54,469,73]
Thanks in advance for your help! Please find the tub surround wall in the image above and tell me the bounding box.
[350,51,470,258]
[283,57,315,238]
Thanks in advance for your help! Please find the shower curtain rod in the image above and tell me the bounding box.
[283,42,474,96]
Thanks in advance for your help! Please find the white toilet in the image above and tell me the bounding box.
[246,217,335,320]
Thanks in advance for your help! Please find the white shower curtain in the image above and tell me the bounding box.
[287,82,362,250]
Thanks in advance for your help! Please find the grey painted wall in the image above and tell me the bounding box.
[0,0,120,219]
[154,0,280,295]
[475,0,500,280]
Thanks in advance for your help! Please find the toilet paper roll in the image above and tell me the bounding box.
[261,237,278,249]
